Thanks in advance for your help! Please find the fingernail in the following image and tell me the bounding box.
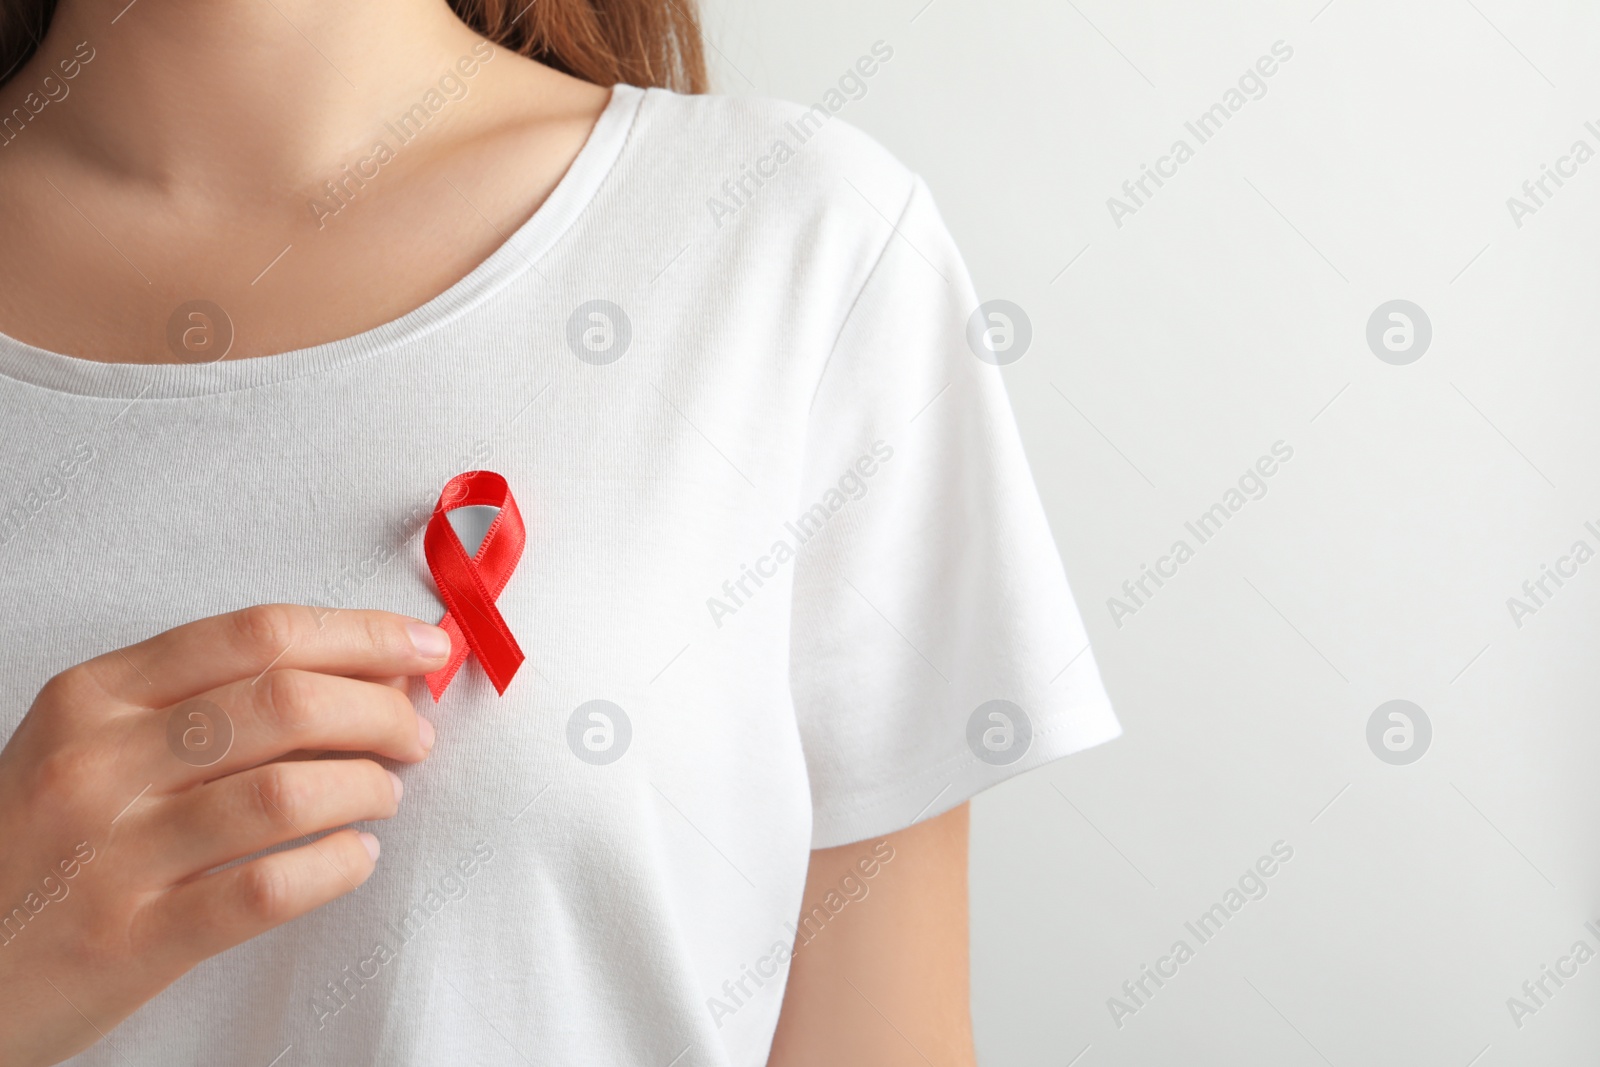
[406,622,450,660]
[417,716,436,751]
[358,831,381,861]
[386,770,404,803]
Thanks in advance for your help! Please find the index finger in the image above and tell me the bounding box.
[83,605,450,708]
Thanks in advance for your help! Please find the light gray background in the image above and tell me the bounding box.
[698,1,1600,1064]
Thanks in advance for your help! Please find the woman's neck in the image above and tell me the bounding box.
[0,0,606,364]
[16,0,484,189]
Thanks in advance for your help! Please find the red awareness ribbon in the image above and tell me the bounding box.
[423,471,526,700]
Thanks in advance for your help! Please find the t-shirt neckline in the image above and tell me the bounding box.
[0,83,645,401]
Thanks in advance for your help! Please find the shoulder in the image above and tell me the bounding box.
[616,82,923,241]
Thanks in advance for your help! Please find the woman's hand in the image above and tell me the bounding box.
[0,605,449,1066]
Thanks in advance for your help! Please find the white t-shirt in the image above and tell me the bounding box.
[0,83,1119,1066]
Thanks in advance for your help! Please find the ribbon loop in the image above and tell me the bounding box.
[424,471,526,700]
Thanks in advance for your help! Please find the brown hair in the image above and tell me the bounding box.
[1,0,705,91]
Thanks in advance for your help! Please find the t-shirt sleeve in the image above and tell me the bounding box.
[790,175,1121,849]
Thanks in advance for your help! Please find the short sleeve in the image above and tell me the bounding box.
[790,176,1121,849]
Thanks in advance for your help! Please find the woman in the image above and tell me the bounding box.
[0,0,1119,1063]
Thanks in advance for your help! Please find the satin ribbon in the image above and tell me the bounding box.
[424,470,526,700]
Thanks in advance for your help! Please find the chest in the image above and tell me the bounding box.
[0,359,808,746]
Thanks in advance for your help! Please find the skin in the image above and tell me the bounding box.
[0,0,610,361]
[0,1,978,1062]
[770,805,976,1067]
[0,606,447,1066]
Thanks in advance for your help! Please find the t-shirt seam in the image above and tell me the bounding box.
[810,694,1119,825]
[0,86,647,403]
[803,173,923,416]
